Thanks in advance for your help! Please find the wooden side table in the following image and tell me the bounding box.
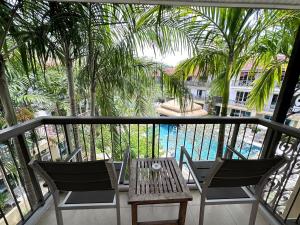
[128,158,192,225]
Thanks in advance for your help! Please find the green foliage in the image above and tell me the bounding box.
[0,117,6,129]
[93,124,162,160]
[0,192,8,209]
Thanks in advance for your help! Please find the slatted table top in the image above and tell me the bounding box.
[128,158,192,204]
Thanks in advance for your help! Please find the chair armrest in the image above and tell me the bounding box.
[118,148,130,184]
[179,146,198,173]
[65,147,83,162]
[225,146,246,160]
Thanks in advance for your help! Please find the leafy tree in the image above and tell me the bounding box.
[0,0,42,206]
[0,192,8,210]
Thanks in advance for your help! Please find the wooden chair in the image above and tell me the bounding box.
[29,149,130,225]
[179,146,287,225]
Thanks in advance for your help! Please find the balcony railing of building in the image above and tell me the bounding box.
[193,95,207,101]
[186,80,210,87]
[228,99,247,107]
[0,117,299,225]
[232,80,254,87]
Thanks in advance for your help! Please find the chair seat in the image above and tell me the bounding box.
[65,190,115,204]
[206,187,250,200]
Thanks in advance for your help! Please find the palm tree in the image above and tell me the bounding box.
[77,3,160,159]
[143,7,282,157]
[21,1,85,159]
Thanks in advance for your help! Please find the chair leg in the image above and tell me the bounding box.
[198,194,205,225]
[116,192,121,225]
[249,200,259,225]
[54,206,63,225]
[116,204,121,225]
[53,191,63,225]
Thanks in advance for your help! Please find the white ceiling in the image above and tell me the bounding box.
[50,0,300,9]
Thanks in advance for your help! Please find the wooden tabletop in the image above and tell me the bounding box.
[128,158,192,204]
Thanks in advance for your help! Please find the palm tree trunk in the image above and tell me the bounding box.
[89,84,96,160]
[217,53,234,157]
[65,51,82,161]
[87,6,97,161]
[0,54,40,207]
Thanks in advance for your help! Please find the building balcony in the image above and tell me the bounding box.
[228,99,247,107]
[0,117,299,225]
[186,80,210,88]
[231,80,253,87]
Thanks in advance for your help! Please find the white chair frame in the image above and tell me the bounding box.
[29,159,121,225]
[179,146,287,225]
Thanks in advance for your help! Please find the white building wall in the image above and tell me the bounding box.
[186,69,286,119]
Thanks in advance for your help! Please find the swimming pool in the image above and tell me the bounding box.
[157,124,261,161]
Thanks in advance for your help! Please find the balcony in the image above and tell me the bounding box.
[36,191,271,225]
[0,117,299,225]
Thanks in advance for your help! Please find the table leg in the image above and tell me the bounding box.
[178,201,188,225]
[131,204,138,225]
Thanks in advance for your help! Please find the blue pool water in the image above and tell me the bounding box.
[157,124,261,161]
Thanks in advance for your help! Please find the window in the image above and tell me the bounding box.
[196,89,203,97]
[58,142,67,155]
[241,111,251,117]
[231,109,250,117]
[230,109,241,117]
[271,94,278,108]
[235,91,249,104]
[238,71,255,86]
[265,115,290,125]
[240,72,248,81]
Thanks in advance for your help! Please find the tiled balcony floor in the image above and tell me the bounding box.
[37,190,271,225]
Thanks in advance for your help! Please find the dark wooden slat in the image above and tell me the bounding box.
[145,161,150,195]
[157,161,164,193]
[160,161,168,193]
[162,160,171,192]
[128,159,138,201]
[137,160,141,195]
[137,220,178,225]
[164,160,177,192]
[166,159,181,193]
[169,159,190,194]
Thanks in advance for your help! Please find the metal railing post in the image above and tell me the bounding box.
[152,124,155,159]
[227,124,240,159]
[16,135,44,206]
[63,124,72,156]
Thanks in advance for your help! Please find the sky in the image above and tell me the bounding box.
[137,46,190,67]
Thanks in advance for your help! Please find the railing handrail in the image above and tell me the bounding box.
[1,116,300,141]
[42,116,260,124]
[0,117,44,142]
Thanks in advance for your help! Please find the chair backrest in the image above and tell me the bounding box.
[209,156,285,187]
[31,160,114,192]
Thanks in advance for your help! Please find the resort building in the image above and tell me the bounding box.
[185,61,300,128]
